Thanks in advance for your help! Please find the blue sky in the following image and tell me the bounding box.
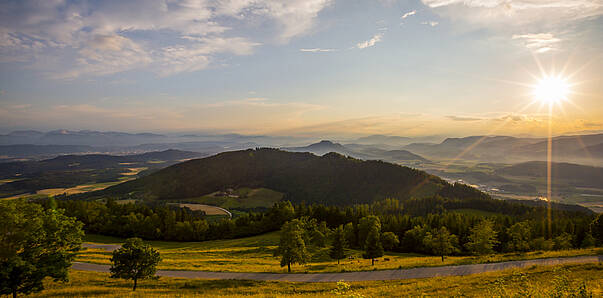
[0,0,602,137]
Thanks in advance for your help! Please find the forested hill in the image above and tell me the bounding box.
[98,148,483,205]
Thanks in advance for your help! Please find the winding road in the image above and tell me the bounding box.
[72,255,602,283]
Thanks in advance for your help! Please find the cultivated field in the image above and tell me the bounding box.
[77,232,603,274]
[20,263,603,297]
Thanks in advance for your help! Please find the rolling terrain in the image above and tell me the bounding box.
[95,148,465,205]
[0,149,205,198]
[284,140,428,164]
[403,133,603,165]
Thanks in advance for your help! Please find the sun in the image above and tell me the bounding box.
[533,75,570,105]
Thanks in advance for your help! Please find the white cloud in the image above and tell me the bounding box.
[300,48,336,52]
[0,0,332,78]
[421,21,439,26]
[512,33,561,53]
[420,0,603,26]
[401,10,417,19]
[356,33,384,49]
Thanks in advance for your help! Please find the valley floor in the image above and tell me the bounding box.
[17,263,603,297]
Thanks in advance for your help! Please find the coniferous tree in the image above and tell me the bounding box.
[343,222,357,248]
[363,224,384,265]
[329,225,348,264]
[465,219,499,255]
[591,214,603,245]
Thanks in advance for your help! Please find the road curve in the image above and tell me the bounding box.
[72,255,602,283]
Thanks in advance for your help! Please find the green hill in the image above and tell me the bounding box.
[97,148,472,205]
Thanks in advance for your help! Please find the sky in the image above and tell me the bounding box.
[0,0,602,138]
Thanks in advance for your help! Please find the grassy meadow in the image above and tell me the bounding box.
[78,232,603,274]
[15,263,603,297]
[183,187,283,209]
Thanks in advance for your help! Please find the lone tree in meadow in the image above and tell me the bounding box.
[329,225,348,264]
[363,224,384,265]
[424,227,458,262]
[465,219,499,255]
[274,219,310,272]
[0,200,83,298]
[110,238,161,291]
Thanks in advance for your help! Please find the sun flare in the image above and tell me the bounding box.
[533,75,570,105]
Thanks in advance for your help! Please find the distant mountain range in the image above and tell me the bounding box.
[2,129,603,166]
[284,140,427,163]
[403,133,603,164]
[351,134,444,147]
[0,130,166,146]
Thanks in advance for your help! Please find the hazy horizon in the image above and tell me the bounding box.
[1,0,602,137]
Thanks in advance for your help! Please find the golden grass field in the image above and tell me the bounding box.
[78,232,603,274]
[33,168,145,196]
[17,263,603,297]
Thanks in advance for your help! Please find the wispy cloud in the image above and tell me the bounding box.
[420,0,603,26]
[300,48,337,53]
[446,115,482,121]
[0,0,333,79]
[356,33,384,49]
[421,21,439,27]
[512,33,561,53]
[401,10,417,19]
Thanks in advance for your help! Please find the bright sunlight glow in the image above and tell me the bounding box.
[533,76,570,105]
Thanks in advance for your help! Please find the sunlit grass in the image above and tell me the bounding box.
[77,232,602,273]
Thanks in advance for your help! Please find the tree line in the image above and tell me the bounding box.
[44,196,601,255]
[275,207,602,271]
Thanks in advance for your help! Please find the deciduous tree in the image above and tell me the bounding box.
[274,219,310,272]
[381,232,400,251]
[424,227,458,262]
[0,200,83,298]
[110,238,161,291]
[505,221,532,252]
[358,216,380,249]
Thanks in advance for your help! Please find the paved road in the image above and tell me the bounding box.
[72,255,602,283]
